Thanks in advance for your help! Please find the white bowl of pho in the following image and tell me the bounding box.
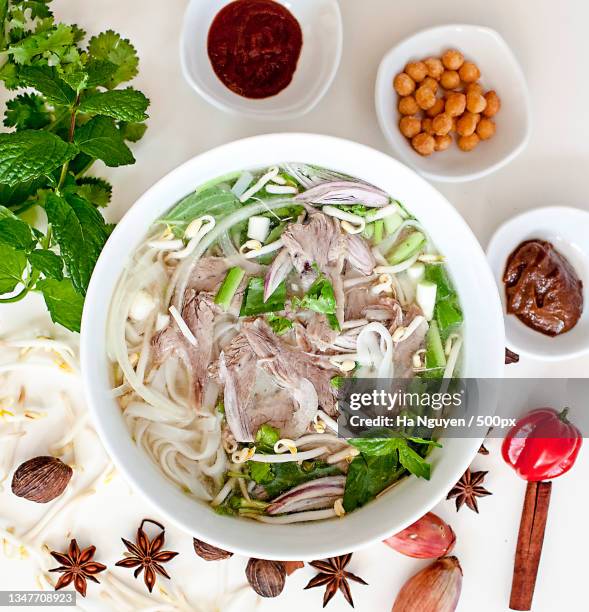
[80,133,504,560]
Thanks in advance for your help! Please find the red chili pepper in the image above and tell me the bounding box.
[502,408,582,481]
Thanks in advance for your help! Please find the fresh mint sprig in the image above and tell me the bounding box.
[0,0,149,331]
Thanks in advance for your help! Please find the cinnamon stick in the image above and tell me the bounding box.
[509,481,552,610]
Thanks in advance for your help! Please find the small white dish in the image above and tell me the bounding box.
[375,24,531,183]
[180,0,342,120]
[486,206,589,360]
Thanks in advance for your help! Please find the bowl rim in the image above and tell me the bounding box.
[80,133,505,560]
[486,205,589,361]
[179,0,344,120]
[374,23,532,183]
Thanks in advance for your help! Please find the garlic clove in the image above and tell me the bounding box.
[392,556,463,612]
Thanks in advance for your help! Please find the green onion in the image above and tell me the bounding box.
[362,223,375,240]
[373,220,384,244]
[425,320,446,370]
[384,212,403,235]
[387,231,426,265]
[214,267,245,311]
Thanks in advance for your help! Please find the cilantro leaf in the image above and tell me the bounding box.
[4,92,51,130]
[297,275,337,315]
[0,130,78,186]
[28,248,63,280]
[248,462,273,484]
[255,424,280,452]
[119,121,147,142]
[79,87,149,122]
[69,176,112,207]
[87,30,138,88]
[18,65,77,106]
[37,277,84,332]
[19,1,53,20]
[266,314,293,335]
[45,193,109,294]
[74,116,134,167]
[0,215,36,251]
[7,23,75,65]
[0,244,27,293]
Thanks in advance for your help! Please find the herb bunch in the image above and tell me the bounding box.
[0,0,149,331]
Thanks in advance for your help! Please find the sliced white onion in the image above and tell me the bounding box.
[168,305,197,346]
[365,203,402,222]
[406,262,425,283]
[416,281,437,321]
[129,290,156,322]
[356,322,394,378]
[231,171,254,198]
[247,215,271,242]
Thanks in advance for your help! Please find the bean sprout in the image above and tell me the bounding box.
[168,305,197,347]
[239,166,279,202]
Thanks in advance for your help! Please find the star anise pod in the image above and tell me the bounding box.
[447,468,492,513]
[49,539,106,597]
[115,518,179,592]
[304,554,367,608]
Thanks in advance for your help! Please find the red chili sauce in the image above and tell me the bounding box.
[207,0,303,99]
[503,239,584,336]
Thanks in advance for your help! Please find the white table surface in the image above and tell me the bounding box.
[1,0,588,610]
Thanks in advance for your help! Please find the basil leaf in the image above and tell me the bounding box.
[37,277,84,332]
[240,277,286,316]
[260,461,342,499]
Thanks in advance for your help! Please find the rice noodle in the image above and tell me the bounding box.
[250,446,327,463]
[168,305,197,347]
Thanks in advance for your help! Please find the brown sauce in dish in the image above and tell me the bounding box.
[207,0,303,99]
[503,239,584,336]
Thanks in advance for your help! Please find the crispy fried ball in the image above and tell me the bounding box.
[393,72,416,96]
[459,61,480,83]
[398,95,420,115]
[435,134,452,152]
[466,82,483,95]
[411,132,436,156]
[421,77,439,92]
[442,49,464,70]
[476,117,496,140]
[445,92,466,117]
[415,85,437,110]
[483,90,501,117]
[421,117,435,135]
[440,70,460,90]
[399,116,422,139]
[432,112,453,136]
[456,112,480,136]
[424,57,444,80]
[458,133,480,152]
[426,97,445,117]
[405,61,427,82]
[466,91,487,114]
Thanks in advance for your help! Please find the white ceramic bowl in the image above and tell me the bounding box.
[180,0,342,120]
[81,134,504,560]
[486,206,589,360]
[375,24,531,182]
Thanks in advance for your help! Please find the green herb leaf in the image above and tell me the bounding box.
[36,277,83,332]
[18,65,77,106]
[293,274,340,329]
[0,178,45,208]
[4,92,51,130]
[266,314,293,335]
[119,121,147,143]
[0,244,27,293]
[255,424,280,452]
[397,443,431,480]
[84,59,117,88]
[248,462,273,484]
[0,215,36,251]
[0,130,78,186]
[7,23,75,65]
[74,116,134,167]
[87,30,138,89]
[28,248,63,280]
[79,87,149,122]
[260,461,342,499]
[68,177,112,207]
[45,193,109,294]
[240,277,286,317]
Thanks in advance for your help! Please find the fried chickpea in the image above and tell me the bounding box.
[398,95,420,115]
[476,117,496,140]
[421,77,439,93]
[466,82,483,95]
[442,49,464,70]
[421,117,435,135]
[466,91,487,114]
[393,72,416,96]
[458,61,480,83]
[445,92,466,117]
[434,134,452,152]
[415,85,437,110]
[411,132,436,156]
[440,70,460,90]
[426,97,445,117]
[432,112,453,136]
[405,61,427,82]
[456,112,480,136]
[458,133,480,152]
[399,116,422,139]
[482,90,501,117]
[424,57,444,80]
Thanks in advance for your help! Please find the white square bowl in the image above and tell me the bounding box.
[180,0,342,120]
[375,24,531,182]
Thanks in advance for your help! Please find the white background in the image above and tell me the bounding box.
[1,0,588,610]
